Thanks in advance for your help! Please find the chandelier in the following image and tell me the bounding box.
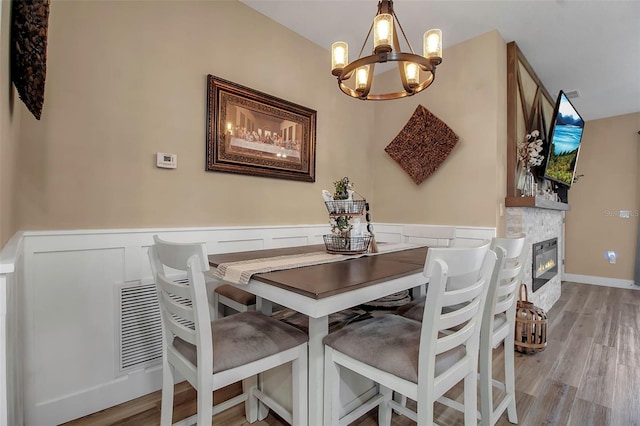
[330,0,442,101]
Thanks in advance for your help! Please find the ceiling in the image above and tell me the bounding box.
[241,0,640,122]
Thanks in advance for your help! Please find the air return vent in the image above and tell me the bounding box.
[118,282,163,372]
[117,277,193,373]
[564,89,580,99]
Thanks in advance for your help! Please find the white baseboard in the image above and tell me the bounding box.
[563,273,639,290]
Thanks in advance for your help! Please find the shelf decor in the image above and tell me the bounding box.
[322,177,375,254]
[384,105,459,185]
[517,130,544,196]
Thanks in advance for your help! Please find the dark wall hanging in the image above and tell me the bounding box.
[11,0,50,120]
[384,105,459,185]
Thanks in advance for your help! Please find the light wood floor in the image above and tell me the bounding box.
[64,282,640,426]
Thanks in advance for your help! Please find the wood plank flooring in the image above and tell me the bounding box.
[63,282,640,426]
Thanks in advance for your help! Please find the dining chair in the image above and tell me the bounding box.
[148,235,308,426]
[212,284,256,318]
[396,235,527,425]
[479,235,527,426]
[323,242,496,425]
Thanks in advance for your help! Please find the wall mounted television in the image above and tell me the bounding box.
[543,90,585,187]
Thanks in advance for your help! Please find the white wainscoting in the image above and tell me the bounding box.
[0,232,24,426]
[4,223,494,425]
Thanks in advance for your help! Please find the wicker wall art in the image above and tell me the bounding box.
[384,105,459,185]
[11,0,50,120]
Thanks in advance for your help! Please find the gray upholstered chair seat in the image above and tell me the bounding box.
[174,310,308,373]
[215,283,257,305]
[395,296,425,320]
[323,314,465,383]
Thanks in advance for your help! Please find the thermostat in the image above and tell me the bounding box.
[156,152,177,169]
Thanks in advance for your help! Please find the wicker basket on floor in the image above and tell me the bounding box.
[514,283,547,354]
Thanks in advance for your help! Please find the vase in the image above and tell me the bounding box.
[522,169,535,197]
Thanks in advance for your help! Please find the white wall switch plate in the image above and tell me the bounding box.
[156,152,177,169]
[619,210,630,218]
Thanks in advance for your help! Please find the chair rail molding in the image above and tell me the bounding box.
[9,223,494,424]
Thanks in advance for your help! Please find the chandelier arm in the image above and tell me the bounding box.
[392,10,415,54]
[357,21,375,59]
[392,23,415,94]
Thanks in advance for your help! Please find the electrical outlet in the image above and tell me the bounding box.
[620,210,630,218]
[606,251,617,264]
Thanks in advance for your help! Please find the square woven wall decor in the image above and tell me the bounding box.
[384,105,459,185]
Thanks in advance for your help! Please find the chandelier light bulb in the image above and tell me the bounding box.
[331,42,348,75]
[424,29,442,61]
[373,13,393,53]
[356,66,370,92]
[404,62,419,88]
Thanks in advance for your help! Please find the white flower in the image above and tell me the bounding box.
[518,130,545,168]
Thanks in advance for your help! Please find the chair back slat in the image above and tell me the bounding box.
[161,290,195,323]
[435,320,475,354]
[439,298,481,331]
[164,313,197,345]
[157,274,193,302]
[441,277,486,307]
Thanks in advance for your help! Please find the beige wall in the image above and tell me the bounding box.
[15,0,374,231]
[0,0,21,247]
[565,112,640,280]
[371,30,507,229]
[7,1,512,243]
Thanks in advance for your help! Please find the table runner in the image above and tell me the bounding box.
[213,243,424,285]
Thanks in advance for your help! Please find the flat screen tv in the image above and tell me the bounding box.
[543,90,585,187]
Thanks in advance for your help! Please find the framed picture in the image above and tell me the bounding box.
[206,75,317,182]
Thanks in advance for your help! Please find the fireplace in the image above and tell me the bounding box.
[532,238,558,292]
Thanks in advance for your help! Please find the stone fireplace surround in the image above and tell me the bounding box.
[507,206,564,312]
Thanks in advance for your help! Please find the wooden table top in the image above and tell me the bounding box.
[208,245,428,300]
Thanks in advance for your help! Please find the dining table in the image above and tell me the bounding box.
[206,243,429,425]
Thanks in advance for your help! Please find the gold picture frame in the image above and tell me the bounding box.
[206,76,317,182]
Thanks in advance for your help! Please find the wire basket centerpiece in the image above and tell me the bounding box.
[324,199,367,215]
[323,234,372,255]
[321,177,377,255]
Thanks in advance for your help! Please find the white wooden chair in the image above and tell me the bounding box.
[323,243,496,425]
[397,236,527,425]
[148,235,308,426]
[479,235,527,426]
